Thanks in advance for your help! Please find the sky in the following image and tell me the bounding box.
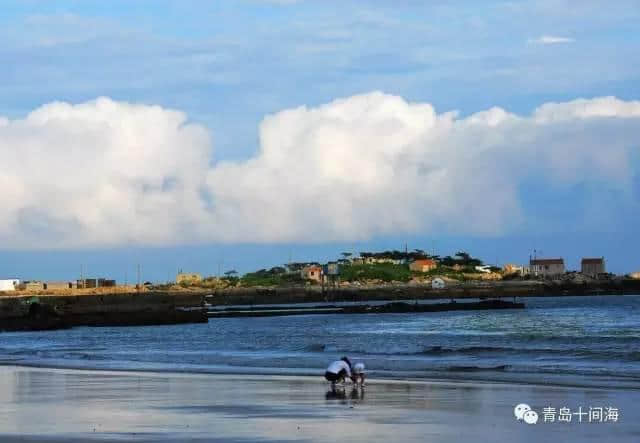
[1,0,639,281]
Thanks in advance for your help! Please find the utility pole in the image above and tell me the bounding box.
[136,264,141,292]
[218,259,224,277]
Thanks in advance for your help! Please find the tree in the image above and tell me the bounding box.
[455,251,471,261]
[441,251,483,268]
[224,270,238,277]
[441,255,456,267]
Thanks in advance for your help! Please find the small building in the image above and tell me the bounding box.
[364,257,404,265]
[530,258,565,277]
[176,273,202,285]
[77,278,98,289]
[301,265,323,283]
[44,281,73,290]
[409,259,437,273]
[431,277,446,289]
[385,258,406,265]
[21,281,45,291]
[97,278,116,287]
[503,264,524,275]
[581,257,605,278]
[0,279,20,292]
[325,262,340,276]
[475,265,492,274]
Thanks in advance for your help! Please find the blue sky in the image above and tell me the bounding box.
[0,0,639,280]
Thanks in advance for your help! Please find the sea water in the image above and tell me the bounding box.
[1,295,639,387]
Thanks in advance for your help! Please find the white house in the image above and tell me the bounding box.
[0,279,20,291]
[530,258,565,277]
[503,264,525,275]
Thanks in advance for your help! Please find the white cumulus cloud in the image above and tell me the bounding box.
[1,92,639,248]
[0,98,212,247]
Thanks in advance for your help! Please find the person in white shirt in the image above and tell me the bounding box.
[352,362,366,386]
[324,357,354,386]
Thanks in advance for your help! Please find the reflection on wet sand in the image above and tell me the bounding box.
[325,385,365,403]
[1,366,639,443]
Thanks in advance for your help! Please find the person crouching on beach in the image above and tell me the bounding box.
[352,362,366,386]
[325,357,354,386]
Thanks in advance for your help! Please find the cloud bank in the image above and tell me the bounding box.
[1,93,639,248]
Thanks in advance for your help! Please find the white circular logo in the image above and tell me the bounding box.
[523,410,539,425]
[514,403,531,420]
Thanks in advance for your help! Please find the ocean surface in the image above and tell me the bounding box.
[1,295,639,388]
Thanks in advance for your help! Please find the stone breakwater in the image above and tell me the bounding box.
[0,292,206,332]
[207,299,525,318]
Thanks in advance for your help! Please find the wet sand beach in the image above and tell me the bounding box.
[0,365,638,442]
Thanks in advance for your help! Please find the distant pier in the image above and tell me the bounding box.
[207,299,525,318]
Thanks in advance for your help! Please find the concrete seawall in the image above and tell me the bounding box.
[0,292,206,332]
[207,299,525,318]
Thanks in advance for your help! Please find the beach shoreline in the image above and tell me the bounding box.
[2,295,640,393]
[0,365,638,442]
[2,360,639,392]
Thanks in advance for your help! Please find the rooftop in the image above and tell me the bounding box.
[412,259,436,265]
[530,258,564,265]
[581,257,604,264]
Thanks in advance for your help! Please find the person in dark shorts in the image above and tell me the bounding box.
[324,357,354,386]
